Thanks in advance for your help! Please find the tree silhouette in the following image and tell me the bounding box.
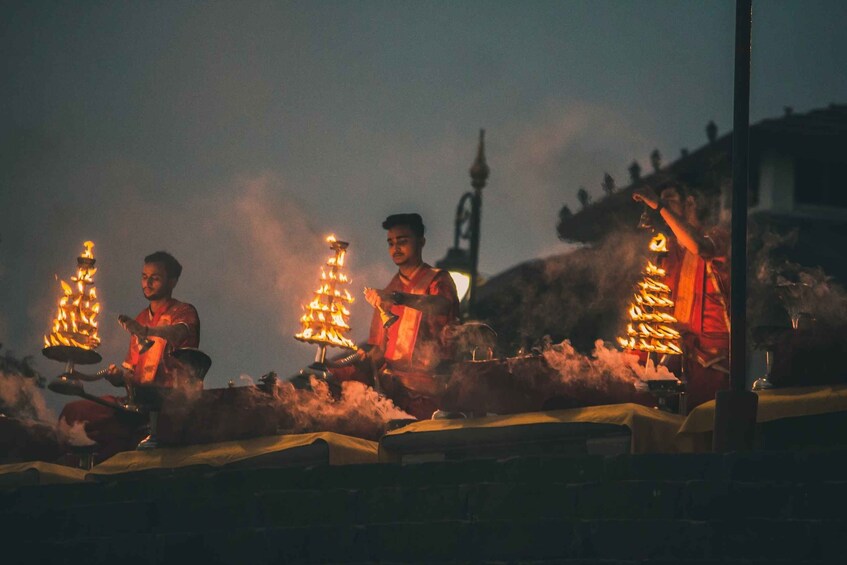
[628,161,641,183]
[650,149,661,172]
[556,204,574,241]
[602,173,615,195]
[577,187,591,209]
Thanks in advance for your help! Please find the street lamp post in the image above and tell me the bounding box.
[437,129,489,317]
[468,129,489,313]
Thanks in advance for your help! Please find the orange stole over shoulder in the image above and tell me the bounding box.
[369,265,440,371]
[673,250,701,327]
[666,235,730,340]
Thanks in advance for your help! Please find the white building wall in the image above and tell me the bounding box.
[755,148,795,213]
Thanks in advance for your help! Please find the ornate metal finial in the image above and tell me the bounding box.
[469,128,489,191]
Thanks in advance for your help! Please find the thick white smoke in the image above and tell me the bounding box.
[272,377,413,440]
[56,416,95,446]
[0,369,54,423]
[443,339,675,415]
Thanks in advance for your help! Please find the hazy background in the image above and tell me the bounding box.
[2,1,845,410]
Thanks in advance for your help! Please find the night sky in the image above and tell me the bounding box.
[2,1,845,408]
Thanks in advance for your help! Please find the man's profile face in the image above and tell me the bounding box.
[386,225,424,267]
[141,262,176,302]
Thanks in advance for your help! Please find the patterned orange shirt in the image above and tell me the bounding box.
[122,298,200,387]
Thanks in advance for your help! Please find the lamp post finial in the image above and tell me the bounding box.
[470,128,489,190]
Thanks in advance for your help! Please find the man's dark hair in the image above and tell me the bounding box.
[382,213,425,238]
[144,251,183,280]
[654,179,714,222]
[655,179,690,199]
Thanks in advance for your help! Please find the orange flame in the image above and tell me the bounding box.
[618,232,681,355]
[295,234,356,350]
[44,241,101,349]
[81,240,94,259]
[638,277,671,294]
[649,233,668,253]
[644,261,666,277]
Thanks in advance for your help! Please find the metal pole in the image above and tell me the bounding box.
[730,0,751,392]
[468,129,489,314]
[468,189,481,312]
[713,0,758,452]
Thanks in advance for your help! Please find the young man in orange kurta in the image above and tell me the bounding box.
[634,183,730,409]
[58,251,199,460]
[360,213,461,419]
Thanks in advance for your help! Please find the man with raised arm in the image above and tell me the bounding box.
[633,181,730,408]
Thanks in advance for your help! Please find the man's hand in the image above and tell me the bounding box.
[632,186,660,210]
[104,364,126,387]
[118,314,146,337]
[363,287,396,311]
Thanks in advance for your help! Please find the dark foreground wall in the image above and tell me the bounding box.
[3,448,847,564]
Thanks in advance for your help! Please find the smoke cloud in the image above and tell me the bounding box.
[0,369,54,423]
[163,375,413,443]
[476,227,650,355]
[750,226,847,331]
[0,352,61,464]
[273,377,412,440]
[56,416,95,447]
[443,339,671,415]
[544,339,677,386]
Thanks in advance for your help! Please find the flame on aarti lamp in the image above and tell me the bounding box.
[44,241,101,349]
[294,234,356,350]
[649,233,668,253]
[645,261,666,277]
[618,231,681,355]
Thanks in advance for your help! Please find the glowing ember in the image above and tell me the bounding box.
[294,235,356,350]
[44,241,102,350]
[618,232,681,356]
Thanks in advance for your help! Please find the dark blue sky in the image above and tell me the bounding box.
[2,1,845,402]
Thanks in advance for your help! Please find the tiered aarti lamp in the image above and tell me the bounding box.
[43,241,103,383]
[618,230,685,412]
[294,235,356,371]
[618,232,683,358]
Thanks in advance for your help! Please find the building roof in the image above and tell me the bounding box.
[757,103,847,138]
[558,104,847,244]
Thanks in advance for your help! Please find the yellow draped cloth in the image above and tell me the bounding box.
[676,384,847,451]
[0,461,87,485]
[380,403,685,459]
[88,431,378,477]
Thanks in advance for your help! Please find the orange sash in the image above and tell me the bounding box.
[673,250,700,325]
[127,300,176,384]
[384,266,440,367]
